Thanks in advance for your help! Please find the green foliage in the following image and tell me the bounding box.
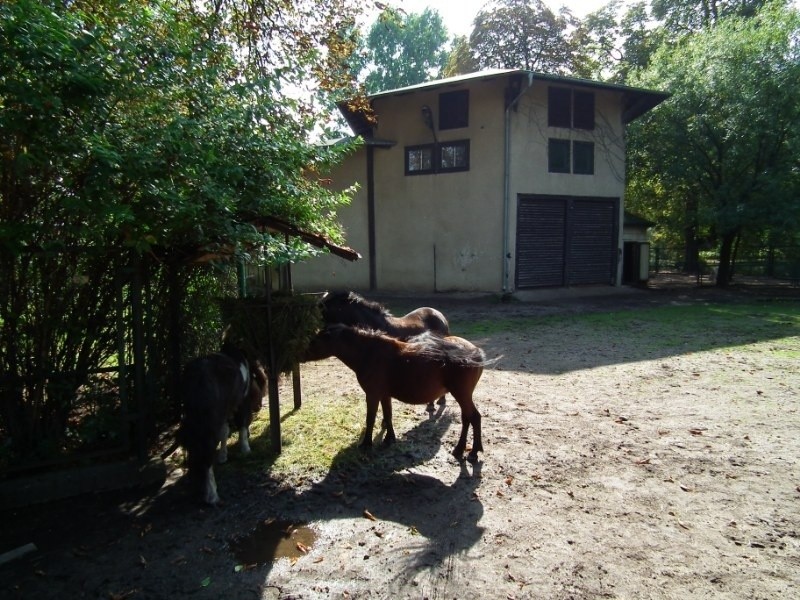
[626,0,800,284]
[0,0,364,464]
[467,0,579,75]
[363,7,450,93]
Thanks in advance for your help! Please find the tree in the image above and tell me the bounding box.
[651,0,770,32]
[467,0,579,75]
[0,0,364,459]
[626,1,800,286]
[363,7,450,93]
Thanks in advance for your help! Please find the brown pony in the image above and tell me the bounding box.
[319,290,450,409]
[319,290,450,338]
[304,325,489,462]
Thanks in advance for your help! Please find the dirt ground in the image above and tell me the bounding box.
[2,276,799,599]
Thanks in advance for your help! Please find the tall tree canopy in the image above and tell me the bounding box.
[626,0,800,285]
[362,7,450,93]
[466,0,579,75]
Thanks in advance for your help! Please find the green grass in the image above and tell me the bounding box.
[234,390,422,483]
[456,299,800,354]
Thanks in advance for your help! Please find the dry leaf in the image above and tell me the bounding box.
[296,542,310,554]
[505,476,514,486]
[634,458,651,465]
[363,509,377,521]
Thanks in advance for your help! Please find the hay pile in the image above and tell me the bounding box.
[218,293,323,373]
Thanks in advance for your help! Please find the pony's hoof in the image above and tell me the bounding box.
[425,403,435,413]
[381,435,396,448]
[467,451,480,464]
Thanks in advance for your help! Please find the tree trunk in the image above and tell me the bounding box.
[716,232,737,287]
[683,196,699,273]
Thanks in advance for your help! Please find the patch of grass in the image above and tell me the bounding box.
[237,388,420,481]
[457,300,800,355]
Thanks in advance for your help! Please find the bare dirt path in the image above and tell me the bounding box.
[2,278,799,599]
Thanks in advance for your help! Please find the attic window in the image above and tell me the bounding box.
[548,87,595,131]
[439,90,469,130]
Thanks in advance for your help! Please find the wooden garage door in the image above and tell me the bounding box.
[516,195,619,288]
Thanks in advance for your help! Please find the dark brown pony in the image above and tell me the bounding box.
[320,290,450,408]
[320,291,450,338]
[304,324,488,462]
[177,342,266,504]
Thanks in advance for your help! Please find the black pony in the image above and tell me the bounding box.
[177,342,266,505]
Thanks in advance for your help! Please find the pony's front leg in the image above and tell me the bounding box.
[238,425,251,455]
[380,396,396,446]
[217,422,230,464]
[360,395,380,449]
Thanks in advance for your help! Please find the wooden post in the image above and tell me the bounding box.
[265,270,281,453]
[292,364,301,410]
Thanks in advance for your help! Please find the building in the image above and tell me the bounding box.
[293,69,668,294]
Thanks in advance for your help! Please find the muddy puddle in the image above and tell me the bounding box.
[231,519,317,565]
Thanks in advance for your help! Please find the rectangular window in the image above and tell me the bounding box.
[405,145,433,174]
[439,140,469,171]
[548,86,595,131]
[405,140,470,175]
[439,90,469,130]
[548,139,571,173]
[573,91,595,130]
[549,140,594,174]
[573,141,595,174]
[548,87,571,128]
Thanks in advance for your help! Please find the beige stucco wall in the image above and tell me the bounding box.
[291,145,370,292]
[292,75,630,293]
[367,81,507,292]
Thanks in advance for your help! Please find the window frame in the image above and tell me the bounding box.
[405,144,434,175]
[548,139,595,175]
[404,139,470,176]
[438,89,469,130]
[548,138,571,173]
[572,140,595,175]
[548,86,595,131]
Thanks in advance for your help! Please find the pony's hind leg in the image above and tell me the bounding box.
[380,396,396,446]
[217,422,230,463]
[466,409,483,463]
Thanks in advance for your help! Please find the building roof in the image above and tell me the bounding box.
[340,69,669,134]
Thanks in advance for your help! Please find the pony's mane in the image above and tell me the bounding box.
[326,290,391,317]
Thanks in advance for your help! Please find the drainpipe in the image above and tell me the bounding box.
[502,73,533,293]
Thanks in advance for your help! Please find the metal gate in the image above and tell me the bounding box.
[516,195,619,288]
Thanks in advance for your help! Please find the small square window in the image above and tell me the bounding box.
[406,145,433,175]
[573,141,594,174]
[439,90,469,130]
[548,139,571,173]
[439,140,469,172]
